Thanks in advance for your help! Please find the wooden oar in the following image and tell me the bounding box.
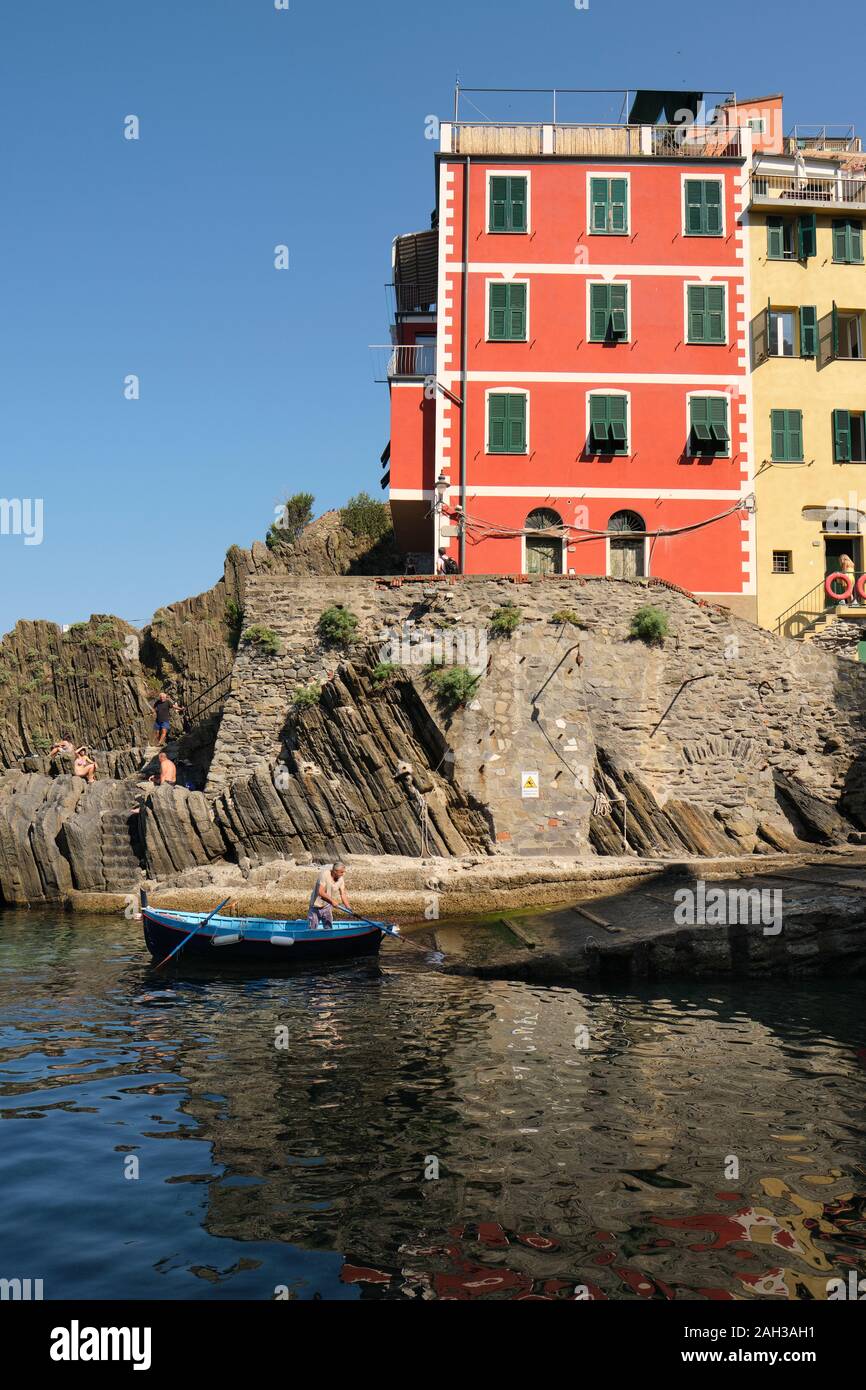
[337,906,440,957]
[153,898,233,970]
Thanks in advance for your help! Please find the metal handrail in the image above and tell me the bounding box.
[774,579,828,637]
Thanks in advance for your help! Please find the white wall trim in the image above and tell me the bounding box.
[585,169,632,238]
[485,168,532,235]
[484,387,530,455]
[585,388,631,456]
[680,171,727,238]
[484,276,530,343]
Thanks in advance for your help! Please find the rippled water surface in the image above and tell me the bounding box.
[0,910,864,1300]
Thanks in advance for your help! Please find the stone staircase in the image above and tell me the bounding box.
[801,604,866,643]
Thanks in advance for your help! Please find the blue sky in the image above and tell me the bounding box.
[0,0,861,635]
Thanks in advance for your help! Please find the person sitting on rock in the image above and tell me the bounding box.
[49,735,75,759]
[150,751,177,786]
[308,862,350,930]
[73,747,97,783]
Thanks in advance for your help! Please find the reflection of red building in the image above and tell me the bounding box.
[377,87,757,619]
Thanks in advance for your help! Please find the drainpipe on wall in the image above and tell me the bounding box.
[458,156,470,573]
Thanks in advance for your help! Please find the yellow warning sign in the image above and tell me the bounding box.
[521,771,540,799]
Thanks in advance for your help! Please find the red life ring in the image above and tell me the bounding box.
[856,574,866,602]
[826,572,854,602]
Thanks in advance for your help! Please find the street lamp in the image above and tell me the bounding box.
[433,472,449,569]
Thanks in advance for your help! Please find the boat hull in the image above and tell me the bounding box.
[142,907,384,966]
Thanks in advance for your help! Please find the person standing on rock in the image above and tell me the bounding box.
[308,862,350,930]
[152,692,180,747]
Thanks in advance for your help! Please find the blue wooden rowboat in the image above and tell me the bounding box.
[141,892,385,966]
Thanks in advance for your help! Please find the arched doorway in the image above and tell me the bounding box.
[608,510,646,579]
[524,508,564,575]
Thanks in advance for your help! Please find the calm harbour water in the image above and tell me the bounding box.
[0,909,864,1301]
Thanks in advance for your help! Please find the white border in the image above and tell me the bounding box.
[484,388,529,455]
[521,507,567,575]
[683,280,729,346]
[586,278,631,344]
[485,169,532,235]
[585,389,631,455]
[684,389,732,459]
[585,170,631,237]
[485,277,530,342]
[681,173,726,238]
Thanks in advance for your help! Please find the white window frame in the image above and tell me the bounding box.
[484,388,530,455]
[585,170,632,237]
[586,278,632,344]
[680,173,726,238]
[484,277,530,343]
[485,169,532,235]
[768,308,797,358]
[683,279,729,346]
[684,389,733,460]
[585,390,631,455]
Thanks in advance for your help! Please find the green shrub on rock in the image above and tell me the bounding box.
[241,625,281,657]
[629,605,669,646]
[318,606,358,649]
[550,609,587,628]
[427,665,481,710]
[371,662,400,687]
[292,682,322,709]
[490,604,522,637]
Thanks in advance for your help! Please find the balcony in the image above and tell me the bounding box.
[784,125,862,156]
[442,121,744,159]
[370,343,436,383]
[749,170,866,211]
[385,282,437,319]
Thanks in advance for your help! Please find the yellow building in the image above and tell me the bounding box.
[741,100,866,634]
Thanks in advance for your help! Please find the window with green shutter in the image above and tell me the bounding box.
[488,282,527,341]
[689,397,729,455]
[832,219,864,264]
[687,285,726,343]
[684,179,723,235]
[767,217,795,260]
[489,176,527,233]
[488,393,527,454]
[800,305,817,358]
[589,282,629,342]
[590,177,628,234]
[797,213,817,261]
[588,395,628,454]
[834,409,852,463]
[770,409,804,462]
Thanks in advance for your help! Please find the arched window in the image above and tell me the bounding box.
[524,508,564,575]
[608,510,646,579]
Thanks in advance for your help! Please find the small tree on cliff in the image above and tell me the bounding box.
[340,492,391,540]
[267,493,314,550]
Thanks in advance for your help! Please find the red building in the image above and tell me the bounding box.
[375,88,757,617]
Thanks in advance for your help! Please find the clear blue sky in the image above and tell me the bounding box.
[0,0,860,635]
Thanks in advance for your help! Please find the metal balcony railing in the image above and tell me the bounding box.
[445,121,743,159]
[370,343,436,383]
[785,125,861,155]
[749,171,866,209]
[385,282,437,317]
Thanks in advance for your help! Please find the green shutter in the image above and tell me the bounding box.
[704,180,722,234]
[509,178,527,233]
[709,396,729,443]
[798,213,817,260]
[610,178,628,232]
[771,409,787,461]
[834,409,852,463]
[490,177,508,232]
[851,221,864,263]
[834,219,864,263]
[508,282,526,339]
[688,285,725,343]
[609,283,628,337]
[590,283,610,340]
[489,393,508,450]
[489,177,527,233]
[489,282,508,340]
[833,220,848,262]
[590,394,610,445]
[507,393,526,452]
[685,180,722,235]
[690,396,711,443]
[767,217,784,259]
[800,305,817,358]
[770,409,803,462]
[608,395,627,446]
[590,178,609,232]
